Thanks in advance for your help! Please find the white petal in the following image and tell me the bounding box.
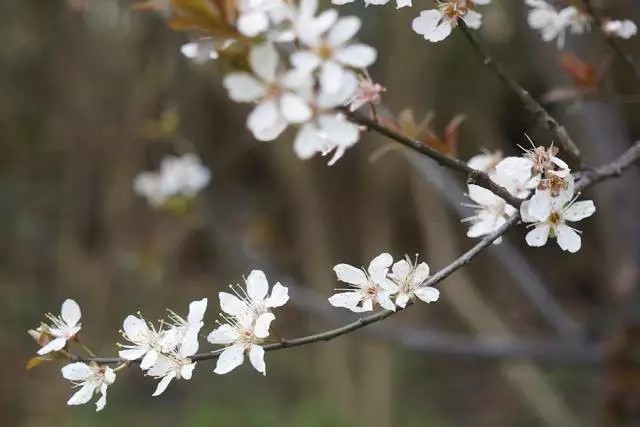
[527,191,553,222]
[335,44,377,68]
[396,0,411,8]
[223,73,266,102]
[367,252,393,282]
[333,264,367,285]
[214,343,245,374]
[293,123,324,159]
[320,61,344,94]
[152,372,176,396]
[391,260,411,279]
[118,348,147,361]
[413,262,430,284]
[328,17,361,47]
[252,116,287,141]
[412,10,452,42]
[318,115,360,147]
[249,43,279,83]
[253,312,275,338]
[279,93,312,124]
[556,224,581,253]
[238,11,269,37]
[414,286,440,303]
[207,324,241,345]
[525,224,550,247]
[563,200,595,222]
[37,337,67,355]
[463,10,483,30]
[67,383,96,406]
[246,269,269,302]
[95,384,108,411]
[219,292,248,317]
[181,362,196,380]
[140,349,158,370]
[395,294,410,308]
[264,283,289,308]
[248,345,267,375]
[467,184,502,206]
[61,299,81,326]
[248,99,280,135]
[377,292,397,311]
[328,292,369,312]
[291,51,321,72]
[122,315,149,342]
[61,362,93,381]
[187,298,208,324]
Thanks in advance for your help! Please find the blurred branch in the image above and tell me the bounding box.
[458,24,582,165]
[344,109,523,207]
[581,0,640,83]
[576,141,640,190]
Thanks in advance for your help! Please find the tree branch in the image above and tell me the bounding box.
[344,109,523,208]
[458,24,582,166]
[72,141,640,366]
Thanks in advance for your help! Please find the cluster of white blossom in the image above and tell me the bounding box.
[134,153,211,207]
[178,0,382,165]
[526,0,637,48]
[29,271,290,410]
[464,139,596,252]
[329,253,440,312]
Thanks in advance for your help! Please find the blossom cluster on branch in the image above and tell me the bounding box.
[26,0,640,414]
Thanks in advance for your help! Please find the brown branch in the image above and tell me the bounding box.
[343,109,524,208]
[71,141,640,366]
[458,24,582,166]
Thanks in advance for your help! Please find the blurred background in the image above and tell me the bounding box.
[2,0,640,426]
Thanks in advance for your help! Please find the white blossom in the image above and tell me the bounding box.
[525,0,590,48]
[223,43,313,141]
[467,150,503,174]
[329,252,397,312]
[207,311,274,375]
[412,0,490,43]
[291,12,377,94]
[492,156,539,199]
[462,184,516,243]
[219,270,289,320]
[34,299,82,355]
[147,338,198,396]
[61,362,115,411]
[521,195,595,253]
[134,153,211,207]
[118,314,164,369]
[387,257,440,308]
[236,0,287,37]
[162,298,208,356]
[293,72,360,165]
[603,20,637,39]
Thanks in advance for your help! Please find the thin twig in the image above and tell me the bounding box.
[344,109,523,208]
[458,24,582,166]
[581,0,640,84]
[72,141,640,366]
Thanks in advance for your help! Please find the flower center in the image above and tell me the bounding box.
[440,0,471,22]
[549,211,562,225]
[318,43,334,61]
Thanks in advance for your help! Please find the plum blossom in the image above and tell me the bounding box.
[462,184,516,243]
[521,195,595,253]
[525,0,590,48]
[603,20,637,39]
[118,314,164,369]
[467,150,503,174]
[236,0,287,37]
[329,252,397,312]
[219,270,289,320]
[492,156,539,199]
[134,153,211,207]
[223,43,313,141]
[518,139,568,175]
[412,0,491,43]
[162,298,208,355]
[61,362,116,411]
[207,311,275,375]
[147,336,198,396]
[180,38,219,64]
[293,72,360,165]
[34,299,82,355]
[387,256,440,308]
[291,13,377,93]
